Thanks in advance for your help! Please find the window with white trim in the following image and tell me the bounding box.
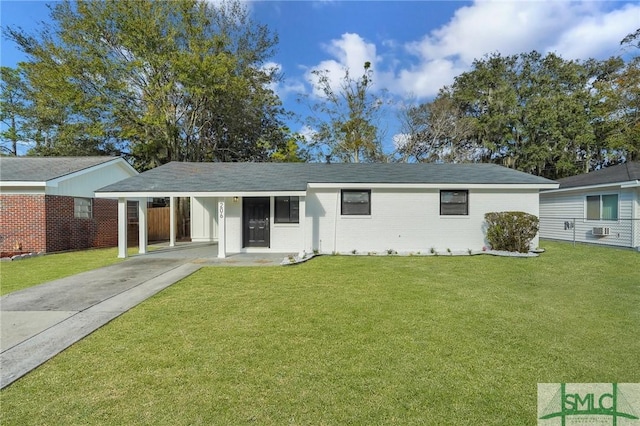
[440,190,468,215]
[74,198,93,219]
[275,196,299,223]
[341,190,371,215]
[586,194,618,220]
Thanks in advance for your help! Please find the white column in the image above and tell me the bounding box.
[189,196,194,241]
[218,200,226,258]
[117,197,128,258]
[299,196,306,257]
[169,196,176,247]
[138,198,147,254]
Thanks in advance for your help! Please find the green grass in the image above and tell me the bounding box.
[0,247,133,295]
[1,241,638,424]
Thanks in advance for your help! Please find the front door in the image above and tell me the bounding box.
[243,197,270,248]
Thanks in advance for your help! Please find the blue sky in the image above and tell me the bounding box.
[1,1,639,154]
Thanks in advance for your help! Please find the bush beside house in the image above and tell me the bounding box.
[484,211,539,253]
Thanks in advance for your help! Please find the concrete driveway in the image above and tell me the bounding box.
[0,243,289,389]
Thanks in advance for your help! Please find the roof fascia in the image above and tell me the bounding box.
[543,181,634,194]
[621,180,640,188]
[0,181,47,187]
[95,190,307,198]
[48,158,137,187]
[307,182,558,190]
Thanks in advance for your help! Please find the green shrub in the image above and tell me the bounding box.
[484,211,539,253]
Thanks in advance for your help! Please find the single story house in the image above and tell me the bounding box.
[96,162,557,258]
[0,156,138,255]
[539,161,640,250]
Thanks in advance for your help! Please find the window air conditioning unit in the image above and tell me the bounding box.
[592,227,610,236]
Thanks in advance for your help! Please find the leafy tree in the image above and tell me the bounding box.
[302,62,386,163]
[0,66,30,155]
[5,0,291,168]
[600,29,640,162]
[450,52,602,178]
[404,51,632,178]
[588,57,638,165]
[396,91,474,163]
[269,133,309,163]
[621,28,640,51]
[514,52,597,176]
[449,53,520,165]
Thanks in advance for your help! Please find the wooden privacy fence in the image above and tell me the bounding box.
[148,207,170,241]
[129,205,189,243]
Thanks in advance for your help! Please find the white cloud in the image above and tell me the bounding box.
[392,133,409,150]
[261,61,307,100]
[546,3,640,59]
[305,33,379,98]
[261,61,281,76]
[297,125,317,142]
[304,1,639,102]
[407,1,583,64]
[392,59,467,99]
[260,61,282,94]
[394,0,640,99]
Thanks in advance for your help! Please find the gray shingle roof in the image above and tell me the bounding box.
[557,162,640,189]
[0,157,121,182]
[97,162,556,193]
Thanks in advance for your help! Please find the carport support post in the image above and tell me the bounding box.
[218,200,226,258]
[138,198,147,254]
[169,196,176,247]
[117,197,128,258]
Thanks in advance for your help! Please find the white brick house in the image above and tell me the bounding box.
[95,162,557,258]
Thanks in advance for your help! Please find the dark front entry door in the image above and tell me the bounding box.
[243,197,270,248]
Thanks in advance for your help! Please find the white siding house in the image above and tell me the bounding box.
[96,162,557,258]
[539,162,640,250]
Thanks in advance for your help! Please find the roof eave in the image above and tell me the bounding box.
[308,182,558,190]
[542,181,637,194]
[621,180,640,188]
[95,190,308,198]
[48,158,137,186]
[95,183,558,197]
[0,181,47,188]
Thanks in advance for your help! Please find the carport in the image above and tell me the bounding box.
[95,163,309,260]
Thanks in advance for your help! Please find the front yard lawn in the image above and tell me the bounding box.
[0,248,126,295]
[1,241,638,424]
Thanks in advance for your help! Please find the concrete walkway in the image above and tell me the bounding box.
[0,243,289,389]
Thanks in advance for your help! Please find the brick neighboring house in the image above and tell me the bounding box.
[0,157,138,255]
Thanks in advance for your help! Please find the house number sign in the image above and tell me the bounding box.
[218,202,224,219]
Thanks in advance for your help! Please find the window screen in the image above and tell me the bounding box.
[341,190,371,215]
[587,194,618,220]
[440,190,468,215]
[275,196,299,223]
[601,195,618,220]
[586,195,600,220]
[74,198,92,219]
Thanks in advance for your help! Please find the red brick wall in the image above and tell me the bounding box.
[0,194,119,254]
[45,195,119,252]
[0,194,47,253]
[95,199,120,247]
